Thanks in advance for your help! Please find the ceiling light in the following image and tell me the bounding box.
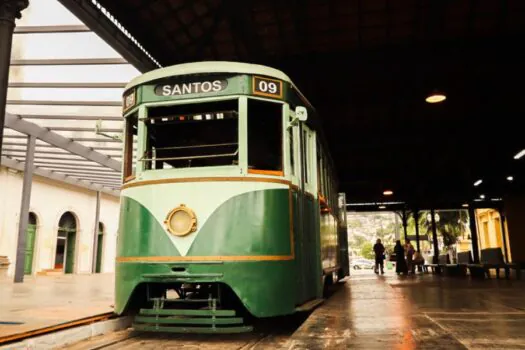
[425,91,446,103]
[507,176,514,181]
[378,205,386,209]
[474,179,482,186]
[383,190,393,196]
[514,149,525,160]
[462,203,469,208]
[479,194,485,199]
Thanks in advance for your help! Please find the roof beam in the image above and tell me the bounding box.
[10,58,128,66]
[48,126,121,133]
[1,156,118,196]
[6,100,121,106]
[4,113,121,171]
[34,164,118,172]
[9,82,126,89]
[19,114,122,121]
[14,25,91,34]
[57,0,158,72]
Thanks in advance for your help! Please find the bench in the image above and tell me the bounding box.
[468,248,521,280]
[457,251,485,278]
[427,254,449,274]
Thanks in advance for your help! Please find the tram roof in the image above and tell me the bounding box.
[56,0,525,207]
[125,61,292,90]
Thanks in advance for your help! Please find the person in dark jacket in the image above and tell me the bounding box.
[373,239,385,274]
[394,240,407,274]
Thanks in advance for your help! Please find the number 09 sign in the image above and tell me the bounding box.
[252,76,283,99]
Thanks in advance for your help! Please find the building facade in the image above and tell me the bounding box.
[0,166,120,276]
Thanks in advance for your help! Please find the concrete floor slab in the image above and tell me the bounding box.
[0,274,114,341]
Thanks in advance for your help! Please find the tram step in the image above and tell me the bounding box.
[150,297,210,303]
[132,323,253,334]
[139,308,236,317]
[135,316,244,325]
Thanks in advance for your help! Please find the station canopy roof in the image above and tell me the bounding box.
[2,0,141,196]
[10,0,525,207]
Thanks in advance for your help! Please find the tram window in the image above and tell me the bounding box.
[123,114,137,180]
[289,123,295,176]
[143,100,239,169]
[247,99,283,173]
[302,129,309,183]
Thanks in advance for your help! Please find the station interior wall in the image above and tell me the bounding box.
[0,166,120,276]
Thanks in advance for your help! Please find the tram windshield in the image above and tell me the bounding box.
[142,100,239,169]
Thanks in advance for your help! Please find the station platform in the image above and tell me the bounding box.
[288,271,525,349]
[0,274,114,342]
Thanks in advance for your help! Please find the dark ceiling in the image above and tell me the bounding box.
[60,0,525,208]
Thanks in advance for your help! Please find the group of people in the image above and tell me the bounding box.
[372,239,424,275]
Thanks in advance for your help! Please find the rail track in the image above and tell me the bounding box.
[62,312,310,350]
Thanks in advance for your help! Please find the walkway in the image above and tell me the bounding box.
[289,272,525,349]
[0,274,114,340]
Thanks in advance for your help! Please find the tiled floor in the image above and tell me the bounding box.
[0,273,114,340]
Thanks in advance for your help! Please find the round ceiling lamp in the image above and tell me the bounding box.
[425,90,446,103]
[383,190,393,196]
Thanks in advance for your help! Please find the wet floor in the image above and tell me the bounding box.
[64,270,525,349]
[288,271,525,349]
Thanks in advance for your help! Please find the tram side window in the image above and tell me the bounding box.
[289,121,295,176]
[143,100,239,169]
[123,114,137,180]
[302,129,309,183]
[248,99,283,173]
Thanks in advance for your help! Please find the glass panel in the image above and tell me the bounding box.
[123,114,137,179]
[9,64,139,83]
[289,122,295,176]
[247,99,283,172]
[143,100,239,169]
[302,129,309,183]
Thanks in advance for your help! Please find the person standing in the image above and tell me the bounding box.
[373,239,385,274]
[394,240,407,274]
[405,239,415,274]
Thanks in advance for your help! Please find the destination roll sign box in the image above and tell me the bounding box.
[154,79,228,96]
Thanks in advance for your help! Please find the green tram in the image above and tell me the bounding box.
[117,62,349,333]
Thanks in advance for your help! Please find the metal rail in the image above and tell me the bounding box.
[10,58,128,66]
[14,25,91,34]
[0,312,114,345]
[9,82,126,89]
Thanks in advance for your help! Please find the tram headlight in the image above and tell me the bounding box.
[164,204,197,236]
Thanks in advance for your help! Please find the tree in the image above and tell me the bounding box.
[360,242,374,259]
[406,210,469,253]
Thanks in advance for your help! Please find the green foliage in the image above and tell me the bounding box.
[360,241,374,259]
[406,210,469,250]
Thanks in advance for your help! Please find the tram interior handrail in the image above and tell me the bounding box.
[139,149,238,162]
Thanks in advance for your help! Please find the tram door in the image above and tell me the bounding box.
[298,123,321,300]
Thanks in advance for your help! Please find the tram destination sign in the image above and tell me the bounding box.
[154,79,228,96]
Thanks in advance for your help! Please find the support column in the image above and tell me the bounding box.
[468,205,480,263]
[498,209,510,263]
[430,208,439,263]
[13,134,35,283]
[0,0,29,162]
[91,191,101,273]
[401,209,408,241]
[414,210,421,252]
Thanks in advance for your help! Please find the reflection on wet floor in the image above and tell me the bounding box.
[287,271,525,349]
